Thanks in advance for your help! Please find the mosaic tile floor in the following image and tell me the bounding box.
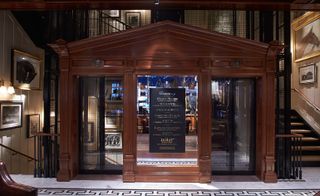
[38,189,319,196]
[11,168,320,196]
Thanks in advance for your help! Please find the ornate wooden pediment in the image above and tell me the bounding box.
[51,20,270,70]
[68,21,268,58]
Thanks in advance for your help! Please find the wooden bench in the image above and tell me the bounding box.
[0,161,37,196]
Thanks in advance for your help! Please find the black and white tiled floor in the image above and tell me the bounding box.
[38,189,318,196]
[11,168,320,196]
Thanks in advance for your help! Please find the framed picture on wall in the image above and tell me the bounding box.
[109,10,120,17]
[84,122,94,143]
[293,13,320,62]
[27,114,40,138]
[299,63,317,84]
[0,101,23,130]
[105,132,122,150]
[12,49,42,90]
[125,12,141,28]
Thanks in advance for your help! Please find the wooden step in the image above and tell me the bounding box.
[291,129,312,134]
[301,137,319,142]
[301,155,320,161]
[301,146,320,151]
[290,122,305,126]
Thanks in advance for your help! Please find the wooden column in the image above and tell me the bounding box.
[123,63,136,182]
[263,71,277,183]
[198,60,212,183]
[263,42,283,183]
[49,40,72,181]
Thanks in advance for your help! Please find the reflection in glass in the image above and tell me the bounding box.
[211,79,255,173]
[79,77,123,173]
[137,75,198,167]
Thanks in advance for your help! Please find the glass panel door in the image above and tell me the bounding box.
[79,76,123,173]
[211,79,255,174]
[136,75,198,167]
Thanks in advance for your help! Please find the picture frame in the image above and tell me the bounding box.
[299,63,317,84]
[292,12,320,62]
[0,101,23,130]
[12,49,42,90]
[109,10,120,17]
[125,12,141,28]
[84,122,94,143]
[105,132,122,150]
[27,114,40,138]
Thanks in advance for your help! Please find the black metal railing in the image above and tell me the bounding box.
[0,143,37,162]
[88,11,132,37]
[276,134,302,180]
[34,132,59,178]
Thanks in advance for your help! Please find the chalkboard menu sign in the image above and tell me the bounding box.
[150,88,186,153]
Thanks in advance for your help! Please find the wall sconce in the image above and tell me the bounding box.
[0,79,15,95]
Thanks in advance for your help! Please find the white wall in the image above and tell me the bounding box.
[291,12,320,134]
[0,10,44,174]
[292,56,320,134]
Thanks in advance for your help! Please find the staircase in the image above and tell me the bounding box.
[290,110,320,166]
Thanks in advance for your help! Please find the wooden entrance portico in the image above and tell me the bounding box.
[50,21,282,183]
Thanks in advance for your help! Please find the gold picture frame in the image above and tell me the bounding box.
[292,12,320,63]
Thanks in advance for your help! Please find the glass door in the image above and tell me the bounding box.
[136,75,198,167]
[79,76,123,173]
[211,79,255,174]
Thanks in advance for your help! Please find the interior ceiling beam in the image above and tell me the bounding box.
[0,0,319,10]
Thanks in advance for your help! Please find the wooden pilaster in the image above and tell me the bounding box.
[198,61,212,183]
[49,40,72,181]
[123,61,136,182]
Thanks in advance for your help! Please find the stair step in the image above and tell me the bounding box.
[291,122,305,126]
[291,129,312,134]
[301,146,320,151]
[301,155,320,161]
[301,137,319,142]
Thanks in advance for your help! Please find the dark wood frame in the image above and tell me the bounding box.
[27,114,40,138]
[50,21,282,183]
[0,101,23,130]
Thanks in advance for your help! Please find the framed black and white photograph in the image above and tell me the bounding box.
[27,114,40,138]
[125,12,141,28]
[12,49,41,90]
[105,132,122,150]
[109,10,120,17]
[299,63,317,84]
[0,102,23,130]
